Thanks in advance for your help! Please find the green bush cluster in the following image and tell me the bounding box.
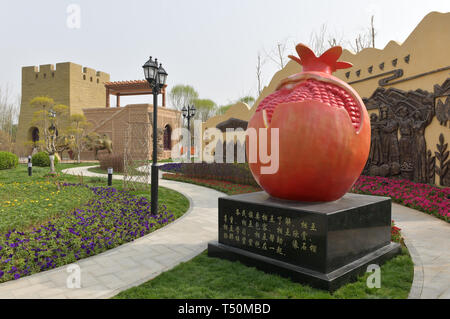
[0,151,18,170]
[99,153,125,173]
[31,151,59,167]
[180,162,258,186]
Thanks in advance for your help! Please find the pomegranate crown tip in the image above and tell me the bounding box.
[288,43,352,74]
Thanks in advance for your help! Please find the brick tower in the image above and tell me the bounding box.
[16,62,110,155]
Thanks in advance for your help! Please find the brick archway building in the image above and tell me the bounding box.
[82,80,180,160]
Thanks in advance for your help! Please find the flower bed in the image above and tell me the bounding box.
[0,180,96,233]
[0,184,174,283]
[351,176,449,222]
[159,163,182,173]
[165,167,449,222]
[391,220,403,244]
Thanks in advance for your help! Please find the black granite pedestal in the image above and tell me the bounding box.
[208,191,401,291]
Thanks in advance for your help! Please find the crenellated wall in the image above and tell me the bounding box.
[16,62,110,155]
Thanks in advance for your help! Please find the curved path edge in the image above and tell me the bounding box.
[0,166,224,299]
[392,203,450,299]
[0,166,447,299]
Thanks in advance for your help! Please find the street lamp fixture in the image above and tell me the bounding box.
[48,109,56,133]
[48,109,57,174]
[143,56,168,215]
[181,105,196,161]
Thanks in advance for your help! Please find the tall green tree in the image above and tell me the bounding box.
[216,96,255,116]
[0,86,19,149]
[192,98,217,122]
[168,84,199,110]
[216,104,233,116]
[67,113,92,163]
[239,96,255,106]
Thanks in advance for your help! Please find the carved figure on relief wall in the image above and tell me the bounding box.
[396,105,414,168]
[412,109,432,183]
[381,108,400,166]
[368,113,383,166]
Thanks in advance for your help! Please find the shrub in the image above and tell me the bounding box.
[0,151,18,170]
[32,151,59,167]
[351,175,449,221]
[178,162,258,187]
[99,153,124,173]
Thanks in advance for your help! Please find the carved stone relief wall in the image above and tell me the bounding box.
[364,79,449,186]
[363,86,435,183]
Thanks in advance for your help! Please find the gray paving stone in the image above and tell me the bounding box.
[1,165,447,299]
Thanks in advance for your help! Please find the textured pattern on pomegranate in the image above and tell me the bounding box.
[256,79,361,130]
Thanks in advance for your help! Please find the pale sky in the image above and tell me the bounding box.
[0,0,449,108]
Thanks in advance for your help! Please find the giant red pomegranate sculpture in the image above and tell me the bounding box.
[247,43,370,202]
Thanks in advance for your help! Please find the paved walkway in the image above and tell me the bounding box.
[392,204,450,299]
[0,166,224,299]
[0,165,448,299]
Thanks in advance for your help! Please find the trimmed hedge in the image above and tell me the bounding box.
[31,152,59,167]
[99,153,125,173]
[0,151,18,170]
[168,162,259,187]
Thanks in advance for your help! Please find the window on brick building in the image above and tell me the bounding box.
[163,125,172,150]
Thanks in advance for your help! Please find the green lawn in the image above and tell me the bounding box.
[0,163,190,283]
[116,174,414,299]
[87,166,145,176]
[0,163,189,234]
[114,248,413,299]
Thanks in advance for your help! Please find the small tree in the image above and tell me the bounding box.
[168,85,199,110]
[30,96,54,150]
[192,98,217,122]
[29,97,69,173]
[217,104,233,115]
[67,114,92,163]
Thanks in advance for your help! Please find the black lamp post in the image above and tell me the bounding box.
[181,105,196,162]
[48,109,57,174]
[143,56,168,215]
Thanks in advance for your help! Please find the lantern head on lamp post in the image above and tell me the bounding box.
[143,56,168,214]
[47,109,57,174]
[181,104,196,162]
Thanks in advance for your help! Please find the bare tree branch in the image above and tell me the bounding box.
[349,15,377,53]
[256,52,265,96]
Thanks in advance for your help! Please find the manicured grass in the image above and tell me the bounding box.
[0,163,99,232]
[114,247,413,299]
[87,166,146,176]
[116,173,413,299]
[0,164,189,230]
[88,166,121,175]
[0,163,190,283]
[0,180,95,233]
